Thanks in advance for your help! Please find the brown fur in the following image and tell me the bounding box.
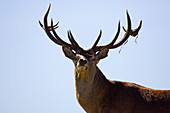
[75,66,170,113]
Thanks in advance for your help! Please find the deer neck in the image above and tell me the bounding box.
[74,66,110,112]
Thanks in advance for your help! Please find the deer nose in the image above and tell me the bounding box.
[79,59,87,65]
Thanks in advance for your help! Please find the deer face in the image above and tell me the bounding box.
[62,46,109,75]
[74,53,94,72]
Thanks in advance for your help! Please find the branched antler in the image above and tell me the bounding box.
[39,4,142,55]
[39,4,83,52]
[90,11,142,53]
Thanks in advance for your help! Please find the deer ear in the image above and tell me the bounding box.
[95,48,109,62]
[62,46,76,60]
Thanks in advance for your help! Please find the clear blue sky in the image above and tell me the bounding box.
[0,0,170,113]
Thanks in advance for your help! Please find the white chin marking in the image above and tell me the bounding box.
[77,66,87,71]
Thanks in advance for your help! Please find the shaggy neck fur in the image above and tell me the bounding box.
[75,66,111,113]
[74,66,170,113]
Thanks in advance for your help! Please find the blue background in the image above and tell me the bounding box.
[0,0,170,113]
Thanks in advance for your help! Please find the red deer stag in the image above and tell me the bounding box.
[39,4,170,113]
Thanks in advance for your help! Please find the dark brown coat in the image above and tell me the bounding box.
[75,67,170,113]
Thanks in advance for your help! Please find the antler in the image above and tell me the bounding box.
[39,4,83,52]
[39,5,142,54]
[39,21,59,31]
[122,20,142,37]
[91,11,142,52]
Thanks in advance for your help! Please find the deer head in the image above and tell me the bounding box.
[39,4,142,80]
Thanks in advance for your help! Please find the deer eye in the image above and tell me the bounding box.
[71,49,76,54]
[95,51,100,55]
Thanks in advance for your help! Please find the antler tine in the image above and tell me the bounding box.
[51,19,71,46]
[39,20,44,28]
[91,11,132,51]
[39,20,59,31]
[50,22,59,30]
[39,5,59,45]
[39,4,72,48]
[91,30,102,50]
[67,31,74,45]
[67,30,83,51]
[88,11,142,52]
[106,21,121,48]
[39,4,60,45]
[123,20,142,37]
[92,21,120,52]
[109,10,132,49]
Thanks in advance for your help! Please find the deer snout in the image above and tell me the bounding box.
[79,59,87,66]
[76,58,88,71]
